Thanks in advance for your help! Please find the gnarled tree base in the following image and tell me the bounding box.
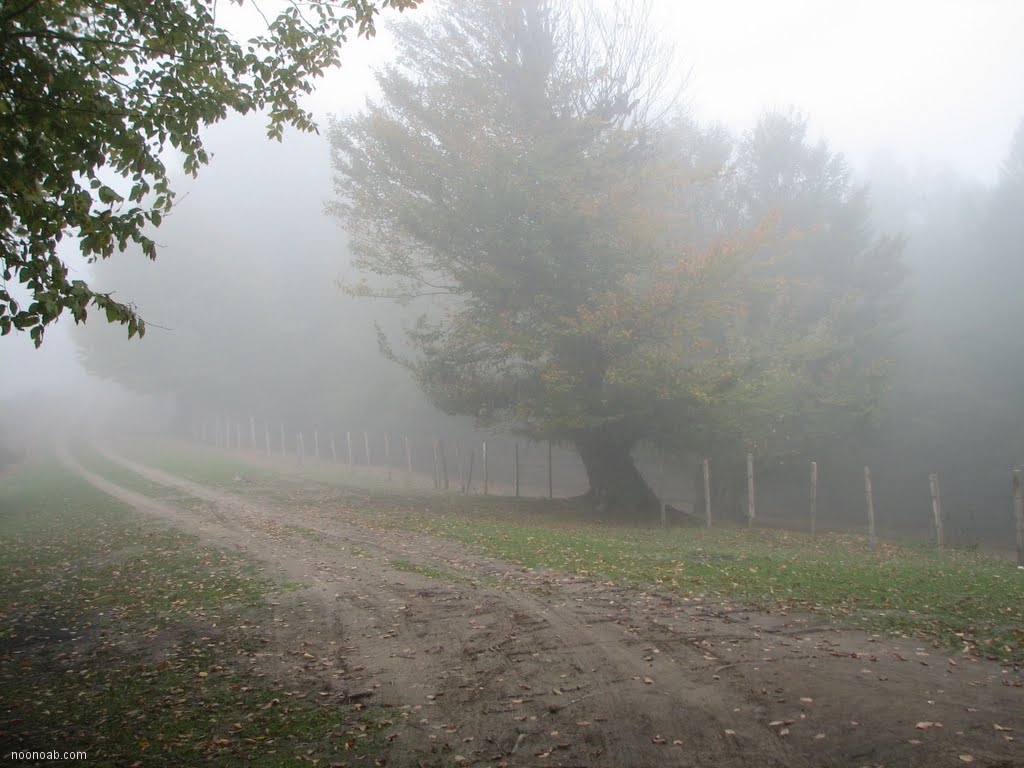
[574,436,661,521]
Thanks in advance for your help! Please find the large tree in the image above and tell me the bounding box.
[687,111,906,518]
[0,0,418,346]
[698,111,905,458]
[330,0,903,517]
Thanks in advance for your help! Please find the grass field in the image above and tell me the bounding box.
[0,461,391,766]
[2,440,1022,767]
[126,439,1024,664]
[372,510,1024,660]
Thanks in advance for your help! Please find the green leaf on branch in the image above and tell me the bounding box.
[1,0,422,345]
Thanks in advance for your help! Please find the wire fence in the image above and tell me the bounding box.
[186,413,1024,562]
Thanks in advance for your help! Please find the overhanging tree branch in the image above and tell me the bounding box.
[0,0,421,347]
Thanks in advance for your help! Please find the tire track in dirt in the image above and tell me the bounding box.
[73,443,1023,768]
[84,445,814,766]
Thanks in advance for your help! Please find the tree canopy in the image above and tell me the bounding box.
[331,0,904,517]
[0,0,418,346]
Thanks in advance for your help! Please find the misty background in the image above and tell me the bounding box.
[3,0,1022,545]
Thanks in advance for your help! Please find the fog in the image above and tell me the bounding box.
[4,0,1023,545]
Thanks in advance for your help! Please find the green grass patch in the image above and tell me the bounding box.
[101,439,1024,662]
[125,438,433,496]
[113,440,278,487]
[0,462,389,766]
[117,439,426,514]
[70,443,200,505]
[389,558,460,582]
[364,506,1024,662]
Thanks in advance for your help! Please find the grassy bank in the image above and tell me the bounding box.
[113,439,1024,663]
[368,508,1023,661]
[0,461,389,766]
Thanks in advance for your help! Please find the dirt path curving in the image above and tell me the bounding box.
[62,444,1023,768]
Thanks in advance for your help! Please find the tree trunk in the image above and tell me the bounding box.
[575,435,660,519]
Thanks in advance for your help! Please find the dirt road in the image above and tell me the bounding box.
[61,445,1023,768]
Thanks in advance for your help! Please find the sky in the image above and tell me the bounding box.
[310,0,1024,183]
[654,0,1024,183]
[4,0,1023,397]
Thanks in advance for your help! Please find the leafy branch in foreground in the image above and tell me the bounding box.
[0,0,419,346]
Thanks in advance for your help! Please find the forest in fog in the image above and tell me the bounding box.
[3,0,1023,542]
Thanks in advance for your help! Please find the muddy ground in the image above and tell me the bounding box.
[57,445,1022,768]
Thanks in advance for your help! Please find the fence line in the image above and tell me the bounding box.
[187,414,1024,553]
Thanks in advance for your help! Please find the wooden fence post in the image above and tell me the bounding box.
[465,451,475,493]
[548,440,554,500]
[810,460,818,538]
[482,441,488,496]
[746,452,755,527]
[703,458,711,528]
[1013,470,1023,567]
[658,448,666,527]
[456,444,464,492]
[432,440,440,489]
[515,442,520,498]
[864,465,877,552]
[929,473,944,548]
